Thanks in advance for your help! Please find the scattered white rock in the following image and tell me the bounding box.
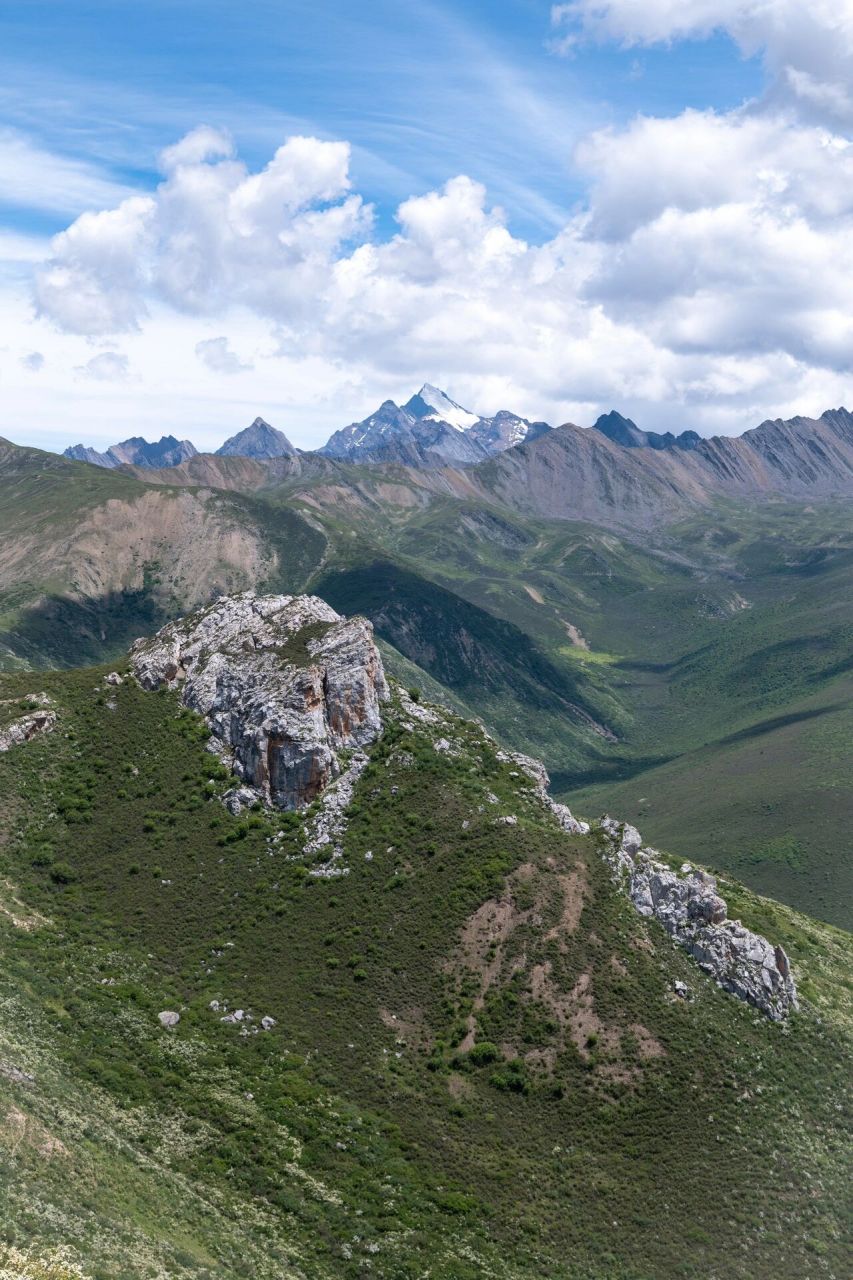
[495,814,518,826]
[261,1015,277,1031]
[496,748,590,835]
[104,672,123,686]
[158,1010,180,1029]
[302,750,370,877]
[600,817,798,1020]
[221,1008,245,1024]
[0,695,57,754]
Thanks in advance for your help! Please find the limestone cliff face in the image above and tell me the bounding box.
[601,818,798,1020]
[131,593,388,810]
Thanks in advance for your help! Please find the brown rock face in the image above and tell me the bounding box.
[131,592,388,810]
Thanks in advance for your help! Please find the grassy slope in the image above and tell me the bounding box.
[0,665,850,1279]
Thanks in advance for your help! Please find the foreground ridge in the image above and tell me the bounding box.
[131,593,798,1020]
[601,817,798,1020]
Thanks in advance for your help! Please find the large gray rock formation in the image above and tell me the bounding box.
[600,817,798,1020]
[131,593,388,810]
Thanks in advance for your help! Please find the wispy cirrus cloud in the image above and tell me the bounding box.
[0,128,135,216]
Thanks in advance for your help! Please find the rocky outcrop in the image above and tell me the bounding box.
[496,749,590,836]
[299,750,370,876]
[131,592,388,810]
[0,695,56,753]
[600,818,798,1020]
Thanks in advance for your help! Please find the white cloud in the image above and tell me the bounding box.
[0,128,133,215]
[35,134,369,335]
[160,126,235,172]
[20,351,44,371]
[551,1,853,125]
[75,351,130,381]
[11,107,853,446]
[195,335,253,374]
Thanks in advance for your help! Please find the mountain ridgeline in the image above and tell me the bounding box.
[59,389,853,519]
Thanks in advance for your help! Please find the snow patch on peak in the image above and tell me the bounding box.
[414,384,479,432]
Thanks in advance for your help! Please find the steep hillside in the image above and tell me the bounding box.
[479,406,853,527]
[0,598,849,1279]
[0,440,326,669]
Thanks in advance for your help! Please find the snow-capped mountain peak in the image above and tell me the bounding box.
[405,384,480,432]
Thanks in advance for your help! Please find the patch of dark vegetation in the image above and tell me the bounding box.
[0,587,167,669]
[316,559,607,727]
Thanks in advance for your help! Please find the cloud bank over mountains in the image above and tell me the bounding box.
[5,1,853,448]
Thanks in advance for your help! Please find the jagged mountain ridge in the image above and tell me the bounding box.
[319,383,551,467]
[592,410,701,451]
[64,434,197,469]
[478,404,853,527]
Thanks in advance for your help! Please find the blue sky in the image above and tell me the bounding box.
[0,1,761,239]
[1,0,851,452]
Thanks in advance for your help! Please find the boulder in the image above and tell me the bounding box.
[0,700,57,753]
[158,1010,180,1029]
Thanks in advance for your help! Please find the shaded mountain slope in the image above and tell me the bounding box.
[478,406,853,528]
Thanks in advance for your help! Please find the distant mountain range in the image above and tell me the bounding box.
[64,417,295,469]
[64,434,198,470]
[61,385,549,471]
[59,391,853,520]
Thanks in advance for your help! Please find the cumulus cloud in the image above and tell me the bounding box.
[195,335,253,374]
[35,133,369,335]
[74,351,130,381]
[28,103,853,435]
[551,0,853,126]
[20,351,44,371]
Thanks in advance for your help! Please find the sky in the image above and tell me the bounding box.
[1,0,853,452]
